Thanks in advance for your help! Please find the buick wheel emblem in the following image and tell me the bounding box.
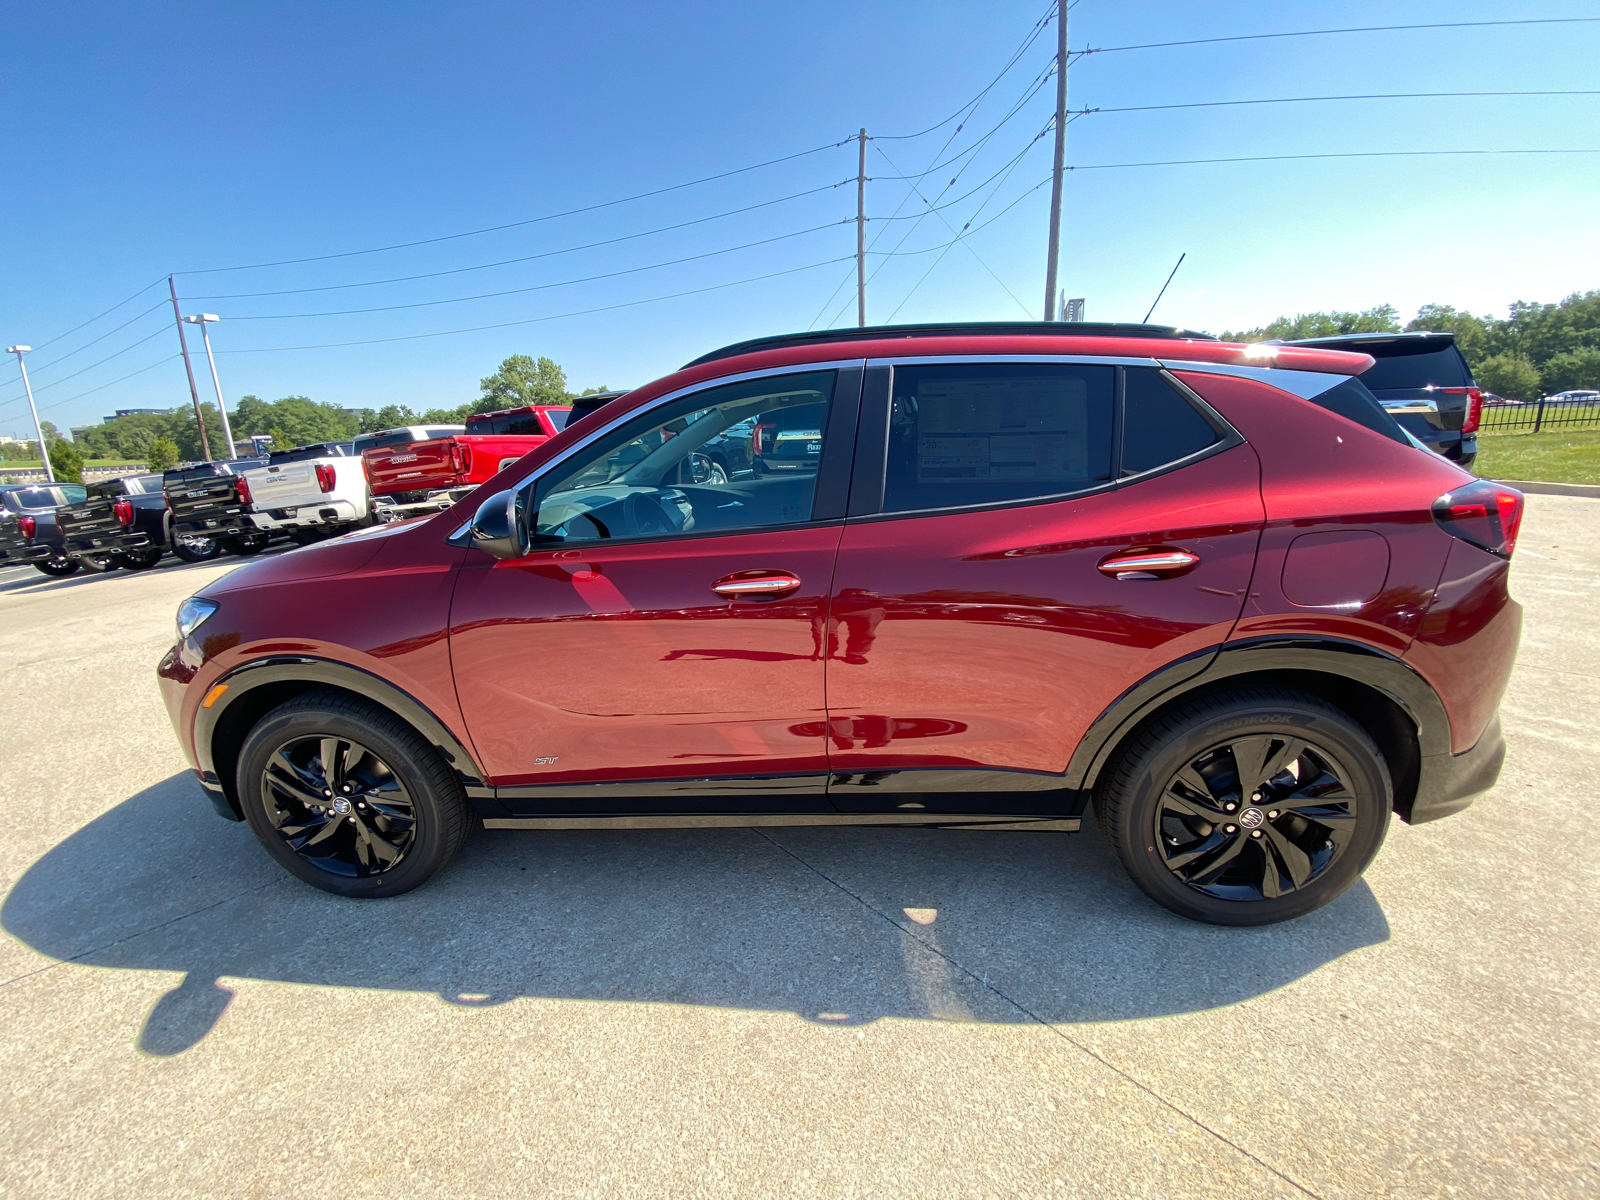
[1240,808,1265,829]
[333,797,352,815]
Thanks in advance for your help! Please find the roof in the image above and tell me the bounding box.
[684,321,1220,368]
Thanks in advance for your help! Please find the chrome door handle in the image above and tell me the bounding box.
[1097,549,1200,580]
[712,570,802,599]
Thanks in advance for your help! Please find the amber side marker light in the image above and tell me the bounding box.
[201,684,229,709]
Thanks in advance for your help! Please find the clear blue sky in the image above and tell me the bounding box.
[3,0,1598,439]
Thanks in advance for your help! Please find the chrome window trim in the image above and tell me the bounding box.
[516,358,864,485]
[865,352,1161,369]
[1159,359,1356,400]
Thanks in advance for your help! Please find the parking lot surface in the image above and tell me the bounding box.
[1,497,1596,1199]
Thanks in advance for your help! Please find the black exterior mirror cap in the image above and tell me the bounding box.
[469,488,526,559]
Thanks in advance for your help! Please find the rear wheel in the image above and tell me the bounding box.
[1096,688,1392,926]
[236,690,472,897]
[31,556,79,577]
[171,534,222,563]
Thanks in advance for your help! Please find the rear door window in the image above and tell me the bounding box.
[1121,369,1222,476]
[881,363,1115,513]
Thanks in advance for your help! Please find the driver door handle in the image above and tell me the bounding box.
[712,570,802,599]
[1097,549,1200,580]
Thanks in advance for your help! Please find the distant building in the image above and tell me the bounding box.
[101,407,171,422]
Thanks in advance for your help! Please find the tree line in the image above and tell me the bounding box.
[36,354,612,478]
[1223,290,1600,401]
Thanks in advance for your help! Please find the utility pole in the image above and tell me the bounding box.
[6,346,53,482]
[186,314,237,458]
[169,276,212,462]
[856,128,868,327]
[1042,0,1069,320]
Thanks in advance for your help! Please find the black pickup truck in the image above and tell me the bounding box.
[162,458,270,561]
[55,473,168,571]
[0,483,91,576]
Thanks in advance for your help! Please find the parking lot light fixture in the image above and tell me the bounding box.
[184,314,237,459]
[5,344,53,483]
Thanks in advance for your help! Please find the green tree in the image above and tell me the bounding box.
[1539,347,1600,393]
[39,420,62,447]
[48,439,84,483]
[475,355,570,414]
[231,394,358,448]
[147,437,180,472]
[1474,354,1542,401]
[1222,305,1400,343]
[1405,304,1495,364]
[359,403,421,433]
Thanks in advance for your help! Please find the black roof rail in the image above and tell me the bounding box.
[683,321,1220,368]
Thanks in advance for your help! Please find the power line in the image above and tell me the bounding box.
[214,257,855,353]
[186,180,853,301]
[28,276,167,352]
[0,326,171,412]
[1071,17,1600,59]
[1074,89,1600,116]
[876,0,1060,141]
[176,138,857,275]
[36,355,183,414]
[226,221,850,321]
[1064,148,1600,172]
[10,300,168,381]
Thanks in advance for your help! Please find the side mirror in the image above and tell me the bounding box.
[469,488,527,560]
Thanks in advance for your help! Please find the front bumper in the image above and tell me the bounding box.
[1403,713,1505,824]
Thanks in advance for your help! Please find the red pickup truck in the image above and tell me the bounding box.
[361,405,573,503]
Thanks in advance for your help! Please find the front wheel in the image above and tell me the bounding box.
[32,556,79,577]
[170,534,222,563]
[1095,688,1392,926]
[236,690,473,897]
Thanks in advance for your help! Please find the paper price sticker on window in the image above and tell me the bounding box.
[919,437,992,481]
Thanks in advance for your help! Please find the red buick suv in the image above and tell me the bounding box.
[157,323,1522,925]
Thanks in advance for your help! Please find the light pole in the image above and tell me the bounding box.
[183,313,236,459]
[5,345,53,483]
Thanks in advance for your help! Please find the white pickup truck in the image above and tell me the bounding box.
[241,442,372,544]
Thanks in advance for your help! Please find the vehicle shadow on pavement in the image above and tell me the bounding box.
[3,774,1390,1055]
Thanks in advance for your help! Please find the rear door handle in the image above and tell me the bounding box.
[1097,549,1200,581]
[712,569,802,599]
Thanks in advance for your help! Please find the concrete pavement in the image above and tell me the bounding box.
[1,499,1596,1198]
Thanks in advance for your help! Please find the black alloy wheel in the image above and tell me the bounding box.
[260,734,417,877]
[224,530,271,557]
[75,554,119,573]
[31,556,79,577]
[237,689,472,897]
[170,534,222,563]
[1096,688,1391,926]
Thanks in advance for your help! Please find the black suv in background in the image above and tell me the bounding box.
[0,483,91,576]
[1284,332,1479,468]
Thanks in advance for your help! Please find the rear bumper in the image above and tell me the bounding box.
[1403,713,1505,824]
[250,499,361,530]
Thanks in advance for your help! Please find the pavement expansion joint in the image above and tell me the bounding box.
[0,876,287,991]
[750,826,1327,1200]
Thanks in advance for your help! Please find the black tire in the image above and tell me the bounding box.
[32,556,79,577]
[170,534,222,563]
[75,554,119,573]
[115,547,164,570]
[1095,687,1392,926]
[224,531,271,557]
[236,689,472,898]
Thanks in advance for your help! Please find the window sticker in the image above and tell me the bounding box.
[915,378,1088,483]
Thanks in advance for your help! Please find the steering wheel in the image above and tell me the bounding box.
[623,490,677,537]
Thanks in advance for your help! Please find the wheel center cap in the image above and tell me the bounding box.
[332,797,352,815]
[1240,807,1265,829]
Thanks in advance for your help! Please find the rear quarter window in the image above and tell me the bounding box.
[1120,369,1223,476]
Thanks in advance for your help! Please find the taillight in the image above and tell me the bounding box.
[1432,480,1524,559]
[315,463,337,493]
[1436,386,1483,435]
[18,515,35,538]
[164,492,173,511]
[235,476,253,506]
[450,443,472,475]
[114,499,134,525]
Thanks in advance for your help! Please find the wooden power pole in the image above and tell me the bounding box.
[169,276,213,461]
[856,128,868,327]
[1042,2,1068,320]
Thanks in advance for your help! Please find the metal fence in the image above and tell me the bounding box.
[1479,398,1600,433]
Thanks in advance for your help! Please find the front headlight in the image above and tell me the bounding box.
[176,596,219,642]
